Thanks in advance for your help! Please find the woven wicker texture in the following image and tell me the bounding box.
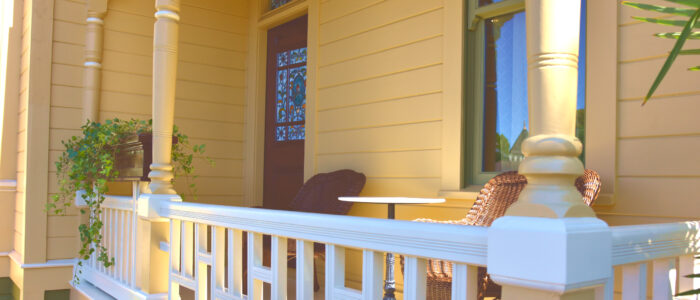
[407,169,602,300]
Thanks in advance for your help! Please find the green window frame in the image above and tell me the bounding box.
[464,0,587,185]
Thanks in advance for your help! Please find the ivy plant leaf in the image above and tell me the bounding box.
[623,1,697,16]
[643,6,700,105]
[655,31,700,39]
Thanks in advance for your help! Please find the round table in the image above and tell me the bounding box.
[338,197,446,300]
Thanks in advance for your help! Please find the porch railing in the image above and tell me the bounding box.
[77,182,168,300]
[77,193,700,300]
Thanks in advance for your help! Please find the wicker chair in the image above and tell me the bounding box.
[406,169,602,300]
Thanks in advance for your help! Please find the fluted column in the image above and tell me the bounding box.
[148,0,180,195]
[505,0,593,218]
[82,0,107,123]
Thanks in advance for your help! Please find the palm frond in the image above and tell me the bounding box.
[655,31,700,38]
[633,16,700,28]
[680,48,700,54]
[642,7,700,104]
[666,0,700,8]
[623,2,697,16]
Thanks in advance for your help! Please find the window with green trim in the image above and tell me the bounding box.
[465,0,587,185]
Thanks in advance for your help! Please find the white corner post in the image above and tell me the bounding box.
[135,0,182,295]
[487,1,612,299]
[82,0,107,123]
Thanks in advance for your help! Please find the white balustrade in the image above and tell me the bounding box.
[78,181,167,300]
[77,193,700,300]
[160,201,488,300]
[605,222,700,300]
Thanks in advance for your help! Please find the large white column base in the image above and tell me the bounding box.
[488,217,611,298]
[138,193,181,221]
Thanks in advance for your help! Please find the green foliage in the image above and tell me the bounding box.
[622,0,700,104]
[47,118,212,284]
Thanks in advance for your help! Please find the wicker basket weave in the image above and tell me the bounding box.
[405,169,602,300]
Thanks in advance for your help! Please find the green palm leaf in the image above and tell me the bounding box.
[655,32,700,38]
[623,2,697,16]
[677,288,700,296]
[666,0,700,8]
[642,7,700,104]
[633,16,700,28]
[680,48,700,54]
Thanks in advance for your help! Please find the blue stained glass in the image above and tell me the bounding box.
[288,66,306,122]
[270,0,291,10]
[277,51,288,67]
[276,70,287,123]
[276,126,286,141]
[288,125,305,140]
[289,48,307,64]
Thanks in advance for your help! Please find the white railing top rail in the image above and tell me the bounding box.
[101,195,135,211]
[159,201,489,266]
[611,221,700,266]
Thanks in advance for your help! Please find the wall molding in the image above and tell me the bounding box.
[7,251,75,269]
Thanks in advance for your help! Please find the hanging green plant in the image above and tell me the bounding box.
[46,118,211,283]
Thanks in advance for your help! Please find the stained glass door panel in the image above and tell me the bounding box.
[263,15,307,210]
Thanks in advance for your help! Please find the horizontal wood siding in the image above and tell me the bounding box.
[46,0,85,260]
[598,2,700,225]
[100,0,248,206]
[316,0,444,208]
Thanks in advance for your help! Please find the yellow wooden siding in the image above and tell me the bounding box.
[597,2,700,225]
[43,0,85,260]
[99,0,248,206]
[316,0,445,221]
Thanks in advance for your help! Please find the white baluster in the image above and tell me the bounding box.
[229,229,243,297]
[169,219,182,299]
[451,263,477,300]
[212,226,225,295]
[271,236,288,299]
[111,208,116,277]
[362,250,383,300]
[296,240,314,300]
[653,259,673,300]
[403,256,427,300]
[117,210,124,282]
[195,223,208,299]
[622,263,647,300]
[183,221,194,278]
[594,267,614,300]
[247,232,264,300]
[123,210,130,284]
[325,244,345,299]
[678,255,698,299]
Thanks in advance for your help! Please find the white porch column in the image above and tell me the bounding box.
[148,0,180,195]
[134,0,181,295]
[487,1,612,299]
[82,0,107,123]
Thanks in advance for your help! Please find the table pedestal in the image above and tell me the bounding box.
[383,203,396,300]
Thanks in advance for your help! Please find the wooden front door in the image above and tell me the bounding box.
[263,16,308,209]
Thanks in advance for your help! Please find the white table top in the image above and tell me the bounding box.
[338,196,445,204]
